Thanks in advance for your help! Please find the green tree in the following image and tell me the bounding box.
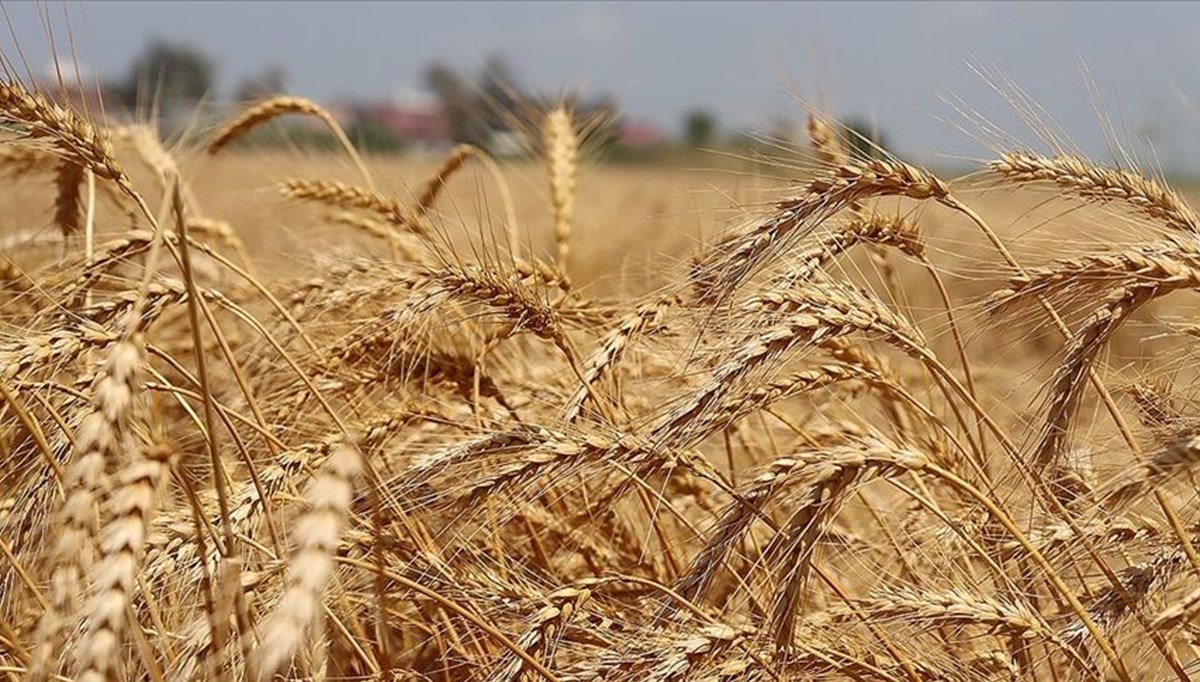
[117,39,216,110]
[425,61,485,145]
[683,109,716,148]
[347,118,403,153]
[478,54,523,133]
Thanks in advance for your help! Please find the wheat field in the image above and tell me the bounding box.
[3,77,1200,682]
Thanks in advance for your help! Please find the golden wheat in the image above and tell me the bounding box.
[3,71,1200,682]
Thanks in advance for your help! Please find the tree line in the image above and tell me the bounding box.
[87,39,887,159]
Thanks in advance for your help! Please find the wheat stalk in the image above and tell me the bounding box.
[52,160,84,239]
[210,95,374,187]
[693,158,949,301]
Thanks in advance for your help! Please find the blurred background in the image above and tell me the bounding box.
[4,1,1200,172]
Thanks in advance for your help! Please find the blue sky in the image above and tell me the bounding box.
[5,2,1200,168]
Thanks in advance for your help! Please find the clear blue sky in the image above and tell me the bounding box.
[4,2,1200,168]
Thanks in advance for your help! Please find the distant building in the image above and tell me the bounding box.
[337,90,450,150]
[619,118,667,148]
[32,59,123,121]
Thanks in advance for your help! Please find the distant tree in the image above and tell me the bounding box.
[424,55,623,156]
[767,113,797,145]
[117,39,215,110]
[841,116,889,159]
[425,61,486,145]
[582,95,621,153]
[683,109,716,148]
[235,65,288,101]
[479,54,520,132]
[347,117,404,153]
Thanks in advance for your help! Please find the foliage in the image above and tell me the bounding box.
[114,39,215,110]
[841,115,890,159]
[683,109,717,149]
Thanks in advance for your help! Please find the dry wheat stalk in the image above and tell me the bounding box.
[562,295,677,422]
[994,241,1200,308]
[484,585,591,682]
[1062,550,1186,644]
[1034,284,1162,477]
[1127,381,1185,432]
[1152,586,1200,631]
[836,586,1057,642]
[1103,432,1200,506]
[769,213,923,290]
[657,282,925,450]
[807,114,850,168]
[415,143,472,215]
[642,622,756,681]
[210,95,373,187]
[409,142,521,252]
[429,263,568,346]
[209,96,337,155]
[673,442,927,622]
[766,444,930,648]
[0,143,57,175]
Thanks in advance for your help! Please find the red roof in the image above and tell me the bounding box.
[620,119,666,147]
[355,100,449,143]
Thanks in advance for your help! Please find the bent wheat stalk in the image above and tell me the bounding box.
[209,95,374,188]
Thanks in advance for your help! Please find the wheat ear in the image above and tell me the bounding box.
[694,158,948,300]
[280,179,421,235]
[52,160,84,239]
[0,142,57,175]
[75,442,174,682]
[0,81,127,184]
[1152,585,1200,631]
[27,339,144,681]
[209,95,374,188]
[253,437,362,680]
[544,107,577,272]
[1103,432,1200,506]
[992,151,1200,233]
